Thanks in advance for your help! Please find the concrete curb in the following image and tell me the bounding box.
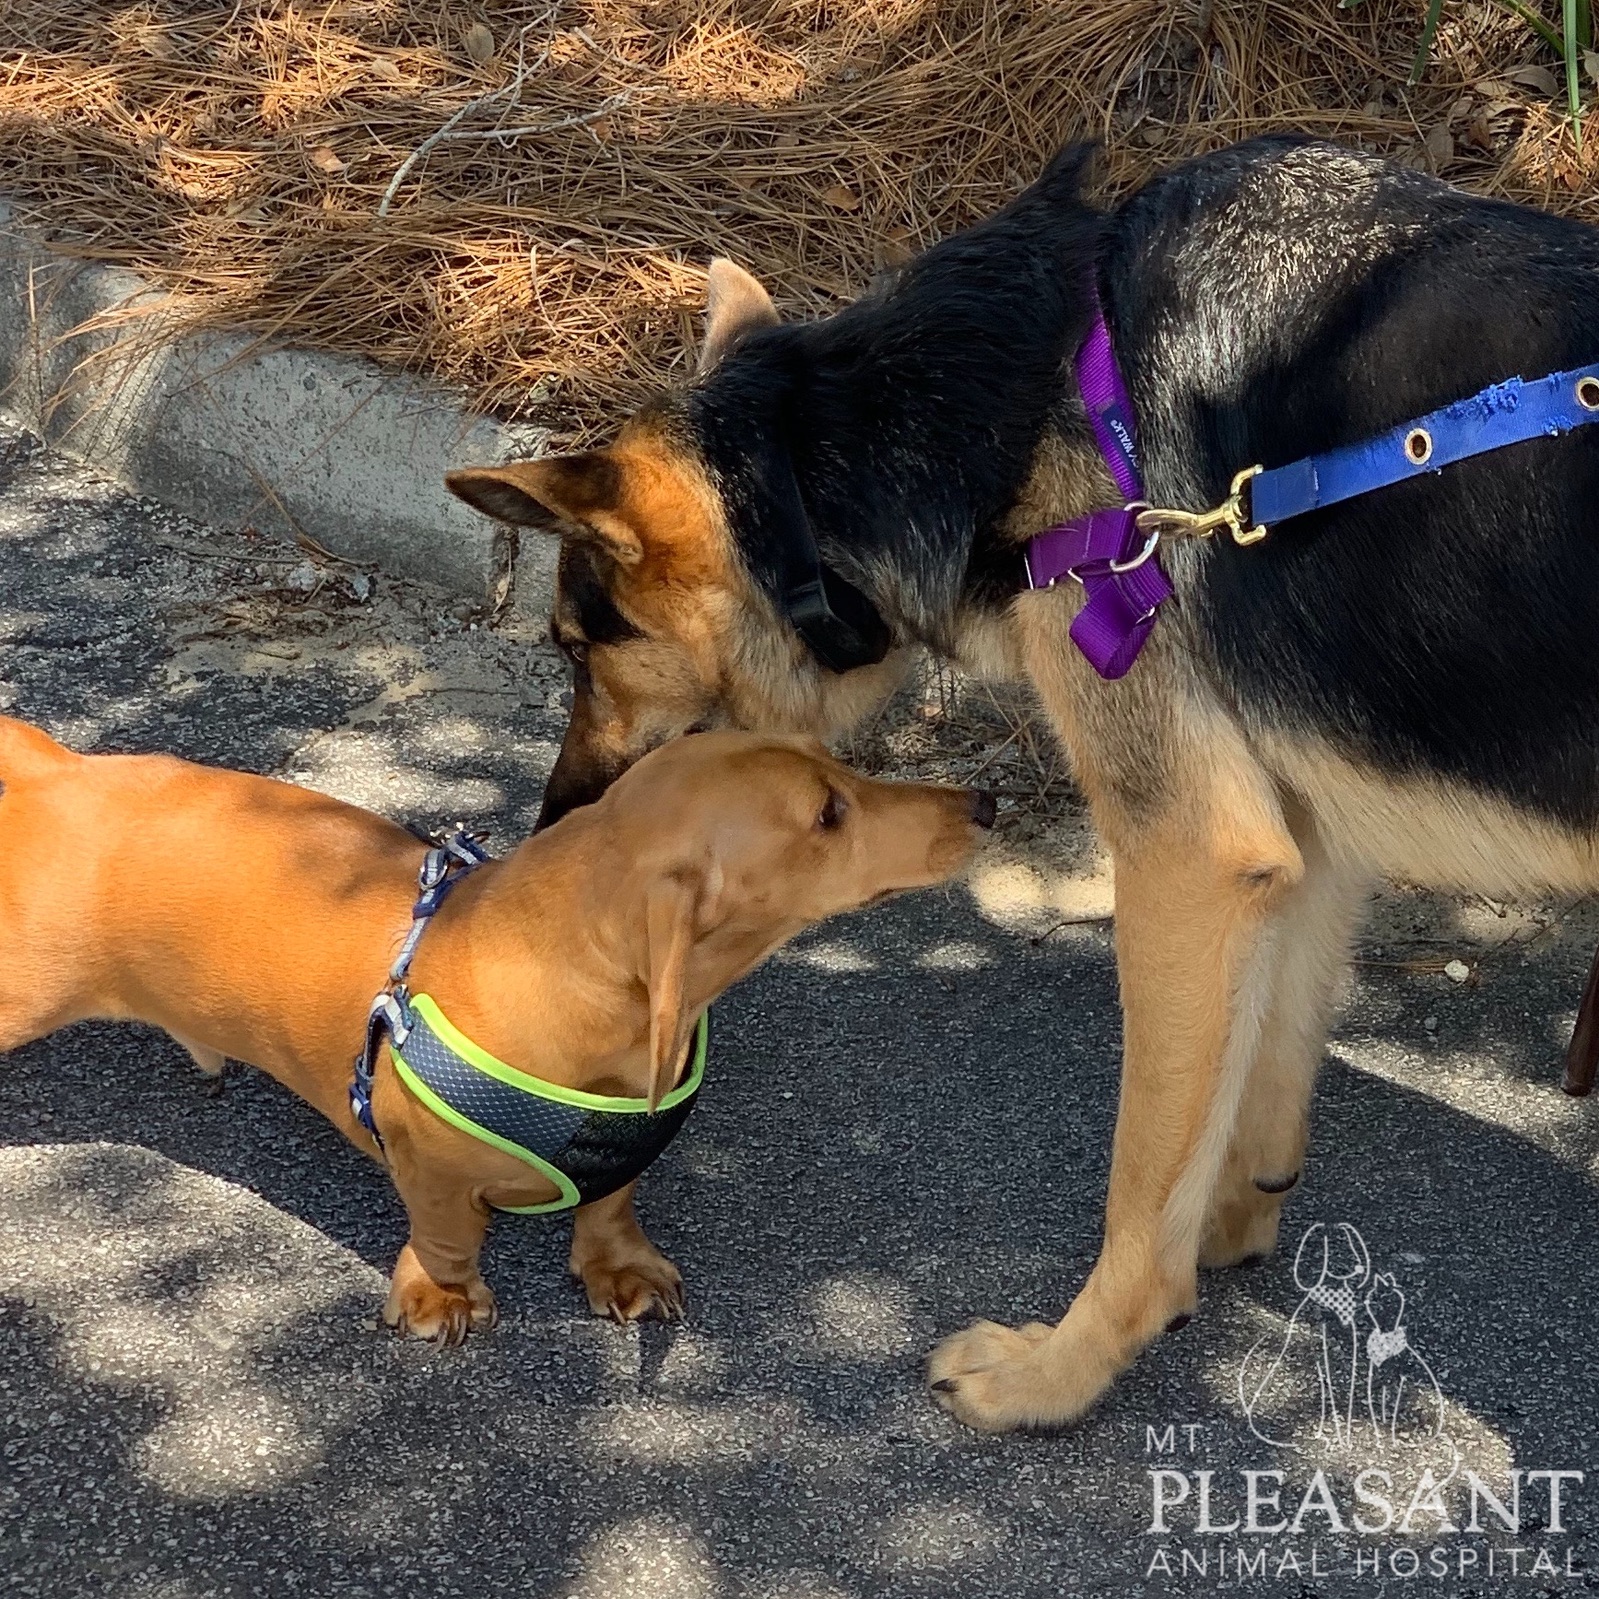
[0,198,555,611]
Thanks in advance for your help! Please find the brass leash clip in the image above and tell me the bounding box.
[1135,464,1267,547]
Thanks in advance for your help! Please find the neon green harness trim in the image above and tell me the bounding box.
[389,994,709,1215]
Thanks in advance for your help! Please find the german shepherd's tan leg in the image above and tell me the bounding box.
[1200,810,1367,1269]
[929,727,1303,1431]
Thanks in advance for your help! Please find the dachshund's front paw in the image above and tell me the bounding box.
[571,1241,684,1322]
[383,1248,497,1346]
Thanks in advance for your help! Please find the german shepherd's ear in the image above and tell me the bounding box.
[640,862,722,1111]
[699,258,778,373]
[445,454,642,565]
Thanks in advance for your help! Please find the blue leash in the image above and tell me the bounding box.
[1247,361,1599,535]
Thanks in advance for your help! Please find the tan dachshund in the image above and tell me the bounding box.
[0,719,992,1342]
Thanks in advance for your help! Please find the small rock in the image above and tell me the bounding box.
[1444,959,1471,984]
[284,559,319,593]
[448,599,477,624]
[1423,1014,1439,1032]
[346,571,372,602]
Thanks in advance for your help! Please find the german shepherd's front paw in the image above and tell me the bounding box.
[926,1319,1057,1432]
[571,1242,684,1322]
[383,1250,498,1346]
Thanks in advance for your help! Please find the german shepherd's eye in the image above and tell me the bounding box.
[817,788,847,830]
[565,640,589,665]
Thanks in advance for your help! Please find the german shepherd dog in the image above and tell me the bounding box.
[446,136,1599,1431]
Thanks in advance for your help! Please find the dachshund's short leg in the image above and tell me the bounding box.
[570,1181,683,1322]
[383,1145,496,1345]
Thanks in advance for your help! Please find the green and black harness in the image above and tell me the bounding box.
[349,832,706,1213]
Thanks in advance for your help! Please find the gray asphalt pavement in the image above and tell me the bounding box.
[3,415,1598,1598]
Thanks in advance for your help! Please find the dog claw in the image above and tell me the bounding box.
[930,1377,958,1393]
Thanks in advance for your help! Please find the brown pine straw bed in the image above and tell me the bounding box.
[1,1,1594,447]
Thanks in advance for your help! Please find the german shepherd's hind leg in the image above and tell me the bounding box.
[570,1180,684,1322]
[1200,809,1367,1269]
[929,741,1302,1431]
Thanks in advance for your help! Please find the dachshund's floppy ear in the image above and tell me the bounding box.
[445,454,643,566]
[699,258,778,373]
[641,863,723,1110]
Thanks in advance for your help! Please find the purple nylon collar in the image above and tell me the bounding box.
[1025,304,1173,680]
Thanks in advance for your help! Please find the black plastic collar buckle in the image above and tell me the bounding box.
[782,568,892,675]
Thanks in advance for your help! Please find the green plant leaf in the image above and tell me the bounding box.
[1567,0,1585,148]
[1409,0,1447,84]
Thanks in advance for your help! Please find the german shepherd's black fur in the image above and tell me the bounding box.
[447,137,1599,1431]
[686,143,1099,642]
[688,135,1599,826]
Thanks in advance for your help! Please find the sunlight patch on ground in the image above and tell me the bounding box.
[0,608,47,641]
[777,941,877,974]
[653,1331,732,1395]
[864,1499,1004,1574]
[559,1514,721,1599]
[965,831,1114,939]
[578,1396,810,1468]
[808,1272,916,1360]
[282,723,509,817]
[1335,1033,1596,1175]
[1200,1281,1515,1487]
[916,940,995,971]
[0,1142,384,1500]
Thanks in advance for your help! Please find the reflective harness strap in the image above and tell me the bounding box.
[390,998,708,1214]
[349,830,490,1152]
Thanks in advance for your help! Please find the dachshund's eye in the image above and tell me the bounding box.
[566,640,589,665]
[817,788,847,830]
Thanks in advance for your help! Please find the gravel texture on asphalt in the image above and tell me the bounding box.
[2,417,1597,1598]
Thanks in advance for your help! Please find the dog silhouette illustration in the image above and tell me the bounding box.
[1239,1222,1371,1450]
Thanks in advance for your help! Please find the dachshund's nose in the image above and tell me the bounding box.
[968,790,997,830]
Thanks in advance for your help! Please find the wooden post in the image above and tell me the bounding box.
[1563,943,1599,1096]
